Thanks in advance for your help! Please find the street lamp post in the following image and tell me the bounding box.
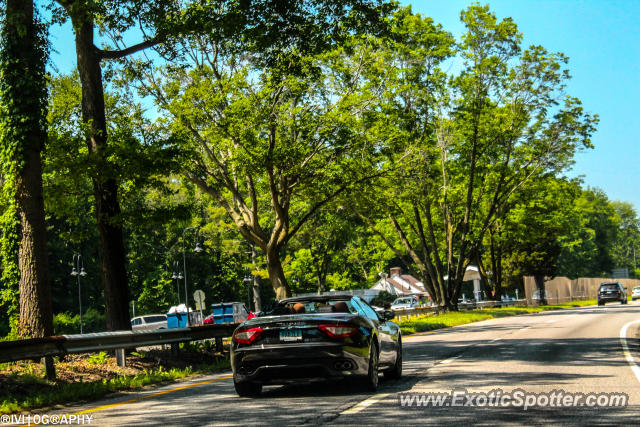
[171,261,183,305]
[70,254,87,334]
[244,269,252,311]
[182,227,204,326]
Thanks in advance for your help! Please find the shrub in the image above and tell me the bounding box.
[53,308,106,335]
[370,291,396,308]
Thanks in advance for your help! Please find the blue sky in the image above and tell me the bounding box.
[403,0,640,210]
[49,1,640,210]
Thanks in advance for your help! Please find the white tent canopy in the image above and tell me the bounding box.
[443,265,481,281]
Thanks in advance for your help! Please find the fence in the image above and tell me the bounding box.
[392,299,528,321]
[523,276,640,305]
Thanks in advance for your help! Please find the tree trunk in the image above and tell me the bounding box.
[266,247,291,300]
[17,148,53,338]
[70,6,131,331]
[534,274,547,305]
[6,0,53,338]
[250,245,261,312]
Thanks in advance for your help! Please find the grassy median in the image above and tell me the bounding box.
[398,299,597,335]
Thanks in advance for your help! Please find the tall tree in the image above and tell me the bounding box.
[485,176,581,304]
[0,0,53,337]
[556,187,618,278]
[142,37,385,299]
[610,201,640,276]
[50,0,391,322]
[355,5,597,308]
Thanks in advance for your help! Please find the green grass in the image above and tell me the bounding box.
[0,359,230,415]
[398,299,597,335]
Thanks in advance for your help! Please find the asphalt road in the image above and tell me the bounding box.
[51,301,640,426]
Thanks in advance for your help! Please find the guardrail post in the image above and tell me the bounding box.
[115,348,126,367]
[43,356,55,380]
[171,343,180,358]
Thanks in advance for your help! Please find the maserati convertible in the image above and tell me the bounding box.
[230,294,402,396]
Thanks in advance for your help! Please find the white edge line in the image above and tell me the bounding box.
[490,337,502,342]
[619,319,640,384]
[341,393,391,415]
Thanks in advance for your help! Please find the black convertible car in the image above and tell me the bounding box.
[231,294,402,396]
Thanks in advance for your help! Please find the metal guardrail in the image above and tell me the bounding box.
[0,323,238,379]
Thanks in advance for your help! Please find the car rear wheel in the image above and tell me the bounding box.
[363,342,379,391]
[598,301,604,306]
[384,338,402,380]
[234,379,262,397]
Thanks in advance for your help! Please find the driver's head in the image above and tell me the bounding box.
[292,303,306,313]
[333,301,349,313]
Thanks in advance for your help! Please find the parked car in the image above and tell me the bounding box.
[230,294,402,397]
[390,296,419,311]
[597,282,627,306]
[131,314,167,331]
[631,286,640,301]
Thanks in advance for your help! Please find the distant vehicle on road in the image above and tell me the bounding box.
[131,314,167,330]
[390,296,419,310]
[230,294,402,397]
[632,286,640,301]
[597,282,627,306]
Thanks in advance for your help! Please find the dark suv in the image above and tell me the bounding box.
[597,282,627,306]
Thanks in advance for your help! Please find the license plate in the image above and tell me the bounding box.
[280,328,303,342]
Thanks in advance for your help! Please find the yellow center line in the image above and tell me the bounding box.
[19,374,233,427]
[75,374,233,415]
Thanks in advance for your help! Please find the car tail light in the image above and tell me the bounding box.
[318,324,358,339]
[233,327,263,344]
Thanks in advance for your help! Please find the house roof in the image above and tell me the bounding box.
[371,273,428,296]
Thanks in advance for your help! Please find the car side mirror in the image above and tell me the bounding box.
[383,310,395,321]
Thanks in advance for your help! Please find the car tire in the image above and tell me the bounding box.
[234,379,262,397]
[384,338,402,380]
[598,301,604,306]
[363,341,379,392]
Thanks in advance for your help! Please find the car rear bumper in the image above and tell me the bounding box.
[598,295,623,302]
[231,341,370,385]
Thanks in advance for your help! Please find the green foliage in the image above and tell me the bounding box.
[351,5,597,307]
[0,2,50,336]
[52,309,106,335]
[556,187,619,278]
[87,352,109,365]
[370,291,396,308]
[610,201,640,273]
[3,1,635,335]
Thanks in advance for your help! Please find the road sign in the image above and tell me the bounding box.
[193,290,205,311]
